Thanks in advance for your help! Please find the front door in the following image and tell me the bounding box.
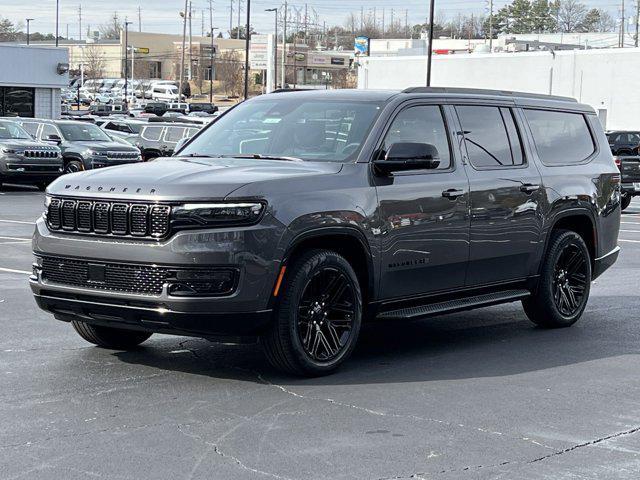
[375,104,470,300]
[453,104,544,286]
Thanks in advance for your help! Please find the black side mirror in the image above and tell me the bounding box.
[46,134,62,144]
[374,142,440,174]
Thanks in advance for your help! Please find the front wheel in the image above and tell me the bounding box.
[72,321,152,349]
[64,160,83,174]
[523,229,591,328]
[262,250,362,376]
[621,194,632,211]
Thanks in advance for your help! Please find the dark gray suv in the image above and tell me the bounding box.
[30,88,621,376]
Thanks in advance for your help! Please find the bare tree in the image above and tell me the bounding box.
[84,45,106,87]
[99,12,121,40]
[214,51,243,97]
[556,0,588,33]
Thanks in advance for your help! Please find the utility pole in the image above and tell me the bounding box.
[26,18,33,45]
[488,0,494,51]
[390,9,394,35]
[243,0,251,100]
[138,6,142,31]
[265,8,278,89]
[188,1,193,81]
[304,3,308,44]
[78,5,82,41]
[179,0,188,103]
[209,0,215,102]
[237,0,242,39]
[382,9,385,38]
[360,6,364,32]
[282,1,287,87]
[124,21,132,107]
[621,0,626,47]
[55,0,59,46]
[405,10,409,38]
[426,0,435,86]
[66,24,69,40]
[229,0,233,37]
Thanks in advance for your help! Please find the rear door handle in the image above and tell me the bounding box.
[520,183,540,194]
[442,188,465,199]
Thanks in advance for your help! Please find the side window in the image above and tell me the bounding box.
[21,122,39,137]
[165,127,186,143]
[380,105,451,170]
[141,126,163,141]
[524,109,595,165]
[456,105,524,169]
[41,124,59,139]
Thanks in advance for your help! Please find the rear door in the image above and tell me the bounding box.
[454,103,544,286]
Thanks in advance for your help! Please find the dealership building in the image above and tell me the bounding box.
[0,44,68,119]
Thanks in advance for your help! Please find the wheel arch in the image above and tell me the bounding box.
[545,209,597,271]
[62,153,86,170]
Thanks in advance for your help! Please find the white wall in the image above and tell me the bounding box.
[35,88,61,119]
[0,44,68,89]
[358,48,640,130]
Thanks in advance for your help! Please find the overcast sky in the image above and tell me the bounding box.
[4,0,625,39]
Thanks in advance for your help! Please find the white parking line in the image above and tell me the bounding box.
[620,239,640,244]
[0,219,35,225]
[0,267,30,275]
[620,230,640,233]
[0,236,30,242]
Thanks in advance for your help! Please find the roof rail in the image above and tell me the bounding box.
[402,87,577,103]
[271,88,312,93]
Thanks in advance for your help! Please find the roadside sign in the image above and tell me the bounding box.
[134,47,150,54]
[355,36,370,56]
[250,35,269,69]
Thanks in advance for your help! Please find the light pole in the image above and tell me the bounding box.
[179,1,188,103]
[426,0,436,86]
[124,21,133,107]
[26,18,33,45]
[55,0,59,46]
[243,0,251,100]
[265,8,277,90]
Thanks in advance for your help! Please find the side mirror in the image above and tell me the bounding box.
[46,134,62,144]
[373,142,440,174]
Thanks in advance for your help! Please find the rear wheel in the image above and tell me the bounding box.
[621,194,632,211]
[72,321,152,349]
[523,229,591,328]
[262,249,362,376]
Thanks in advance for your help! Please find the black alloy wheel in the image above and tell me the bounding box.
[552,243,589,317]
[64,160,83,174]
[297,267,356,362]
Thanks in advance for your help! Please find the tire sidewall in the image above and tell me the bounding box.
[282,251,362,374]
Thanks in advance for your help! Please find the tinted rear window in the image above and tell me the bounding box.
[524,109,595,165]
[142,126,163,141]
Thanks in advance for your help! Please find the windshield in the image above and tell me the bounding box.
[58,123,112,142]
[180,97,383,162]
[0,121,32,140]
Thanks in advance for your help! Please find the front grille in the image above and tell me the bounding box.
[106,151,139,160]
[47,197,171,239]
[39,256,238,297]
[23,149,59,158]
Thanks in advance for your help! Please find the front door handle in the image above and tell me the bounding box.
[442,188,465,199]
[520,183,540,194]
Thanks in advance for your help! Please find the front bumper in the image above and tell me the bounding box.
[0,159,63,182]
[31,214,286,338]
[621,183,640,196]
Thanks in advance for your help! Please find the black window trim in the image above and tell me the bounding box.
[522,107,598,168]
[371,100,457,176]
[454,104,529,172]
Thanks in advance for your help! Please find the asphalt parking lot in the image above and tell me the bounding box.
[1,185,640,480]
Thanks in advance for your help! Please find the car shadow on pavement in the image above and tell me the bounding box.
[109,296,640,386]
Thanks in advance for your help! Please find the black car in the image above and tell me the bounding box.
[17,119,142,173]
[607,131,640,156]
[133,122,200,160]
[144,102,169,117]
[188,103,218,115]
[613,154,640,210]
[0,120,62,190]
[31,88,620,376]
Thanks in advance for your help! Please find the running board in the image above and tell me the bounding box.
[376,289,531,321]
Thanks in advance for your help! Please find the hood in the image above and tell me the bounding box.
[47,156,343,201]
[67,140,139,152]
[0,139,55,149]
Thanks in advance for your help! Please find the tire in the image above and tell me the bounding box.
[64,160,83,174]
[621,194,632,211]
[262,249,363,376]
[71,321,152,349]
[523,229,592,328]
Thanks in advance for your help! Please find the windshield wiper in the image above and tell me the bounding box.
[219,154,303,162]
[180,153,218,158]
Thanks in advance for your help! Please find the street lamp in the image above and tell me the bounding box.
[124,21,133,107]
[243,0,252,100]
[265,8,277,90]
[426,0,436,86]
[25,18,34,45]
[55,0,59,47]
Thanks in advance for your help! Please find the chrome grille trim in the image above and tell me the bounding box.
[47,197,171,239]
[23,149,59,158]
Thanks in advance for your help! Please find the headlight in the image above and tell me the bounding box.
[44,195,52,209]
[88,150,106,156]
[172,202,265,228]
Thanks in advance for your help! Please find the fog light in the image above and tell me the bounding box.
[167,269,237,297]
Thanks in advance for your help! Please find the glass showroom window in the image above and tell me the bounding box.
[0,87,35,117]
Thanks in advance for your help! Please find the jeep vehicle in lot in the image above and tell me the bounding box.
[30,88,621,376]
[0,120,62,190]
[613,154,640,210]
[133,122,200,160]
[607,130,640,156]
[17,119,142,173]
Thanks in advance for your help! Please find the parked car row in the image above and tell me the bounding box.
[606,130,640,210]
